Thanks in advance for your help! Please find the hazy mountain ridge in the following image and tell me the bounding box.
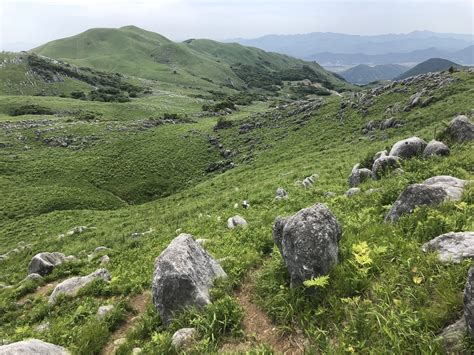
[395,58,462,80]
[340,64,408,84]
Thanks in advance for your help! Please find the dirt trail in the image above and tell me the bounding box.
[220,272,307,354]
[17,280,60,305]
[101,292,150,355]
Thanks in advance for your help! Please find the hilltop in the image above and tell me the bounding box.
[396,58,461,80]
[32,26,347,92]
[340,64,408,85]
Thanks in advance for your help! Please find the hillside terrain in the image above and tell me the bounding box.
[396,58,461,80]
[340,64,408,84]
[0,26,474,354]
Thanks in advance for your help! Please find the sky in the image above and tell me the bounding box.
[0,0,473,51]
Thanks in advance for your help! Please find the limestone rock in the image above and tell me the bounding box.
[28,252,67,276]
[275,187,288,200]
[464,265,474,335]
[227,215,248,229]
[97,305,114,319]
[0,339,69,354]
[348,163,373,187]
[422,232,474,263]
[423,140,450,157]
[372,155,401,179]
[171,328,198,350]
[443,115,474,142]
[389,137,427,159]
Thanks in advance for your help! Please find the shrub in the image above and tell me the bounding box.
[10,104,54,116]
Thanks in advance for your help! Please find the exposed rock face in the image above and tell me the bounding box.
[275,187,288,200]
[227,215,248,229]
[28,252,67,276]
[422,232,474,262]
[346,187,361,196]
[273,203,342,288]
[443,115,474,142]
[171,328,198,350]
[385,176,466,222]
[389,137,427,159]
[423,140,450,157]
[151,234,227,324]
[49,268,111,305]
[0,339,69,354]
[465,266,474,335]
[348,163,373,187]
[372,155,401,179]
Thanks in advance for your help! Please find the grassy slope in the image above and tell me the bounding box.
[396,58,460,80]
[0,68,472,353]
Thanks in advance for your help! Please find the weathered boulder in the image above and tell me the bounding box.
[0,339,69,354]
[348,163,373,187]
[28,252,67,276]
[171,327,198,350]
[389,137,427,159]
[273,204,342,288]
[275,187,288,200]
[422,232,474,262]
[49,268,111,305]
[227,215,247,229]
[443,115,474,142]
[423,140,450,157]
[151,234,227,324]
[346,187,361,196]
[465,266,474,335]
[372,155,401,179]
[373,150,388,161]
[385,176,467,222]
[23,273,43,282]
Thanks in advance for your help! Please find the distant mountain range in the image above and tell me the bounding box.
[233,31,474,65]
[340,64,408,85]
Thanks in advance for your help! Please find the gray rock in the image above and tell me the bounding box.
[227,215,247,229]
[439,318,466,353]
[389,137,427,159]
[373,150,388,161]
[151,234,227,324]
[28,252,67,276]
[273,203,342,288]
[302,174,317,188]
[372,155,401,179]
[346,187,361,196]
[49,268,111,305]
[348,163,373,187]
[35,322,50,333]
[171,328,198,350]
[465,266,474,335]
[385,176,466,222]
[24,273,43,282]
[94,246,109,253]
[97,305,114,319]
[324,191,336,198]
[422,232,474,263]
[99,255,110,264]
[423,140,450,157]
[443,115,474,142]
[0,339,69,354]
[275,187,288,200]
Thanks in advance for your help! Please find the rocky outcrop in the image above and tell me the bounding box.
[385,176,467,222]
[227,215,248,229]
[442,115,474,142]
[465,265,474,335]
[28,252,67,276]
[423,140,450,157]
[171,328,198,350]
[422,232,474,263]
[372,155,401,179]
[273,204,342,288]
[389,137,427,159]
[348,163,373,187]
[151,234,227,324]
[0,339,69,354]
[49,268,111,305]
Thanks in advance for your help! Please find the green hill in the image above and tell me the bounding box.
[32,26,347,91]
[395,58,461,80]
[340,64,408,84]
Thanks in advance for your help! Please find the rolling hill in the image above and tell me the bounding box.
[340,64,408,84]
[395,58,461,80]
[32,26,347,91]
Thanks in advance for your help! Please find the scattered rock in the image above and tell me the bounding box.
[0,339,69,354]
[35,322,50,333]
[389,137,427,159]
[66,226,88,236]
[171,328,198,350]
[273,203,342,288]
[130,228,154,239]
[423,140,450,157]
[49,268,111,305]
[465,265,474,335]
[439,318,466,353]
[302,175,317,188]
[151,234,227,324]
[100,255,110,264]
[275,187,288,200]
[422,232,474,262]
[346,187,361,196]
[24,273,43,282]
[94,246,109,253]
[132,348,142,354]
[28,252,67,276]
[373,150,388,161]
[324,191,336,198]
[227,215,248,229]
[372,155,401,179]
[443,115,474,142]
[348,163,373,187]
[97,305,114,320]
[385,176,467,222]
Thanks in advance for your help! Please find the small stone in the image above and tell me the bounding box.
[171,328,198,350]
[99,255,110,264]
[346,187,361,196]
[275,187,288,200]
[97,305,114,319]
[227,215,248,229]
